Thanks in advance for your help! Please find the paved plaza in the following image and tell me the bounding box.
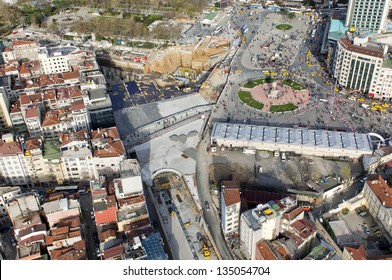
[246,79,310,112]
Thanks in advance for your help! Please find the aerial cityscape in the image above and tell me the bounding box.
[0,0,391,261]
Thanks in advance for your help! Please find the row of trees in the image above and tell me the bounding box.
[284,157,351,188]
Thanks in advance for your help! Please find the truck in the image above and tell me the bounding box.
[281,152,286,162]
[243,147,256,154]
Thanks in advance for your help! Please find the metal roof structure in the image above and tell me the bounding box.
[211,122,373,152]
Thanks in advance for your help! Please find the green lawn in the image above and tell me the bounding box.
[283,79,306,90]
[243,78,267,88]
[238,91,264,110]
[276,24,293,30]
[270,103,298,112]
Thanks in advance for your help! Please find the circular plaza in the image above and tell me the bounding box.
[238,78,310,113]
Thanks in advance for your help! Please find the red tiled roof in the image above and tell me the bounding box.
[107,195,117,208]
[0,141,22,156]
[42,110,59,127]
[18,224,46,239]
[63,70,79,81]
[25,107,39,118]
[91,127,121,140]
[344,245,368,260]
[118,195,146,208]
[221,181,240,189]
[93,140,125,158]
[366,176,392,207]
[53,73,64,84]
[70,99,85,111]
[222,188,241,207]
[99,229,117,242]
[39,74,54,87]
[26,138,42,151]
[59,129,88,147]
[290,218,317,239]
[19,233,46,246]
[12,40,36,47]
[20,93,42,105]
[255,240,278,260]
[283,207,304,221]
[4,65,18,73]
[69,87,82,99]
[10,105,21,113]
[51,226,70,236]
[51,240,86,260]
[102,243,124,260]
[43,90,56,101]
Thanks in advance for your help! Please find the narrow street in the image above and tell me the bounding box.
[195,129,234,260]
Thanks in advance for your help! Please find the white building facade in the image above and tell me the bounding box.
[363,176,392,237]
[346,0,391,33]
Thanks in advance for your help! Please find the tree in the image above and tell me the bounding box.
[298,158,311,183]
[340,163,351,181]
[265,75,273,84]
[284,164,300,185]
[280,8,289,19]
[288,12,296,20]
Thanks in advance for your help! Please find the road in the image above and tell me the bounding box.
[79,193,99,260]
[195,130,234,260]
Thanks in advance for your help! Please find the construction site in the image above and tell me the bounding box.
[151,172,217,260]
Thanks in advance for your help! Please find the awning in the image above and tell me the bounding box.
[368,93,375,97]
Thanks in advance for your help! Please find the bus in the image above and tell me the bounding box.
[55,185,79,193]
[241,24,248,34]
[214,26,222,34]
[54,185,88,193]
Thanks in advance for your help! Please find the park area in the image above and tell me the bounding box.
[238,78,309,113]
[276,24,293,30]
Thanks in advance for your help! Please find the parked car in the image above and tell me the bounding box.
[205,201,210,211]
[361,225,370,235]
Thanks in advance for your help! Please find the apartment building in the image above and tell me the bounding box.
[92,190,118,226]
[71,99,89,131]
[240,196,297,259]
[42,137,65,184]
[79,71,114,129]
[10,101,27,134]
[38,46,77,75]
[6,192,42,239]
[24,106,42,137]
[41,110,59,137]
[346,0,390,33]
[2,40,39,63]
[332,36,392,100]
[91,127,126,179]
[59,129,96,182]
[24,138,48,184]
[0,141,30,186]
[0,186,21,228]
[220,181,241,237]
[363,176,392,237]
[0,75,12,131]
